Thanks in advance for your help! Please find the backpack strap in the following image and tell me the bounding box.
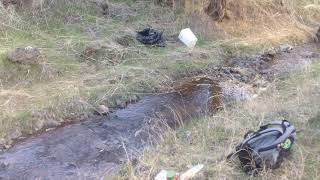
[256,121,296,152]
[241,128,283,148]
[260,120,291,132]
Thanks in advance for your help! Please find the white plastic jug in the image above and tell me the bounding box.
[178,28,198,48]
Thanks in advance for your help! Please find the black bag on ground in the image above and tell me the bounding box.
[227,120,296,174]
[136,28,165,47]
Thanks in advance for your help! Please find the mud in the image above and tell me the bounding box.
[0,43,319,180]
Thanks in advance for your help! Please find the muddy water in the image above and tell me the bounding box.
[0,80,223,180]
[0,43,319,180]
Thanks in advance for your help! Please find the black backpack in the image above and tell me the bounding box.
[227,120,296,174]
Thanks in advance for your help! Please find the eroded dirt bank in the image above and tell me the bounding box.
[0,43,319,180]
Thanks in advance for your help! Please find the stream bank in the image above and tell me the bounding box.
[0,43,319,180]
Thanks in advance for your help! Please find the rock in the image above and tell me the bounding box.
[130,95,139,102]
[279,44,293,53]
[44,119,61,129]
[97,105,109,115]
[7,46,41,64]
[94,104,110,116]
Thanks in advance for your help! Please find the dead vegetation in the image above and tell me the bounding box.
[182,0,320,46]
[7,46,41,64]
[205,0,228,21]
[0,0,210,147]
[1,0,34,10]
[114,60,320,180]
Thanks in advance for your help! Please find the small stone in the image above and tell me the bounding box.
[97,105,109,115]
[130,95,138,102]
[45,128,56,132]
[7,46,41,64]
[44,119,61,129]
[279,44,293,53]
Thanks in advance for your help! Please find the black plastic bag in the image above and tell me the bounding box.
[136,28,166,47]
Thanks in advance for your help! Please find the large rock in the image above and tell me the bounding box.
[7,46,41,64]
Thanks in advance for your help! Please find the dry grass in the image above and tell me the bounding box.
[0,0,319,157]
[0,0,220,146]
[114,60,320,180]
[183,0,320,46]
[0,0,319,178]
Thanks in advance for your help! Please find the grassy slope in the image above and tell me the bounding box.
[0,0,223,145]
[114,60,320,180]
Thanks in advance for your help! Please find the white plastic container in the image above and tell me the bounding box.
[178,28,198,48]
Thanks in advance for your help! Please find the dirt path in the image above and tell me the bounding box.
[0,43,319,180]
